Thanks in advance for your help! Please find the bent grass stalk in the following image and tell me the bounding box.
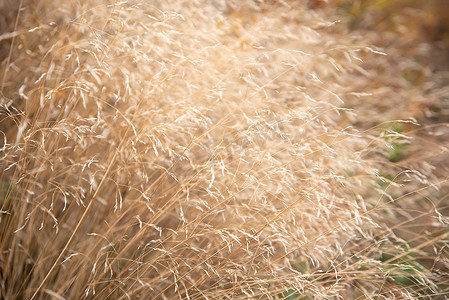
[30,98,139,299]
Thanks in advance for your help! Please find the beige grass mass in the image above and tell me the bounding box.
[0,1,448,299]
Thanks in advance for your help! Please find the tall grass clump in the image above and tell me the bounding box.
[1,0,448,299]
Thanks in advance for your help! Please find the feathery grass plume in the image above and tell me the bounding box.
[0,0,448,299]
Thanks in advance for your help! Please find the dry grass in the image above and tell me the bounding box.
[0,0,448,299]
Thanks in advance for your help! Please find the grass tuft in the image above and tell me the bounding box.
[0,0,448,299]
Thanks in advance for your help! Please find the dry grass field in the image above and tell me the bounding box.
[1,0,448,299]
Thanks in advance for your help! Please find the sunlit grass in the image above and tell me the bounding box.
[0,1,448,299]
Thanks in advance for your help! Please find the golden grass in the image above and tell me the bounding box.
[0,1,448,299]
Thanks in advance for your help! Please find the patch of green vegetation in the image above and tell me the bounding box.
[274,261,313,299]
[379,241,429,292]
[293,260,310,274]
[277,290,311,300]
[376,173,395,189]
[388,141,406,162]
[383,122,408,162]
[0,179,16,230]
[1,179,13,204]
